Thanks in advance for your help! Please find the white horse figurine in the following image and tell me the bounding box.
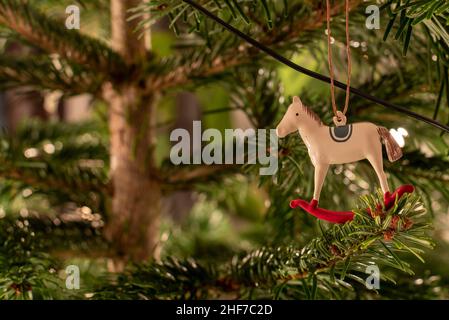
[276,96,413,223]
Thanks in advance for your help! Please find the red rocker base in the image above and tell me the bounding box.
[290,184,415,224]
[383,184,414,211]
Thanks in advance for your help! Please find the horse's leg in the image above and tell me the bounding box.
[313,163,329,202]
[367,148,390,194]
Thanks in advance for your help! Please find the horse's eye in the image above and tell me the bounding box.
[295,113,299,116]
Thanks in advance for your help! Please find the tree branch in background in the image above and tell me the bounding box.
[0,120,112,205]
[0,56,103,94]
[92,192,432,299]
[148,0,363,92]
[0,160,111,199]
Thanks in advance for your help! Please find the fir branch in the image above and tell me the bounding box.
[0,217,62,300]
[147,0,364,92]
[0,162,111,199]
[387,150,449,183]
[381,0,449,61]
[0,55,103,94]
[91,192,433,299]
[0,120,111,205]
[0,214,107,299]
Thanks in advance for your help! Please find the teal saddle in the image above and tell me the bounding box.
[329,124,353,142]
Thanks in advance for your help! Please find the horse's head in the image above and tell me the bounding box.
[276,96,312,138]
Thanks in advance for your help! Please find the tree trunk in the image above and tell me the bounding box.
[105,0,159,262]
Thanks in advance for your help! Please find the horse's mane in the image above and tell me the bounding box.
[302,105,323,126]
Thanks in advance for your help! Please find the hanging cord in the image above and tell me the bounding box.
[326,0,351,118]
[181,0,449,134]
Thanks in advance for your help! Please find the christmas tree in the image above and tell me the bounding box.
[0,0,448,300]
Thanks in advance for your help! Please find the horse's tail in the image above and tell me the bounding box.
[377,127,402,162]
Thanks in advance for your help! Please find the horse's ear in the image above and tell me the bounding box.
[293,96,302,105]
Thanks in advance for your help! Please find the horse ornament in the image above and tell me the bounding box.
[275,96,414,224]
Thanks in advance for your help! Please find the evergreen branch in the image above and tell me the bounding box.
[380,0,449,127]
[147,0,363,92]
[387,150,449,183]
[0,162,111,200]
[0,55,103,94]
[226,193,431,294]
[0,0,125,79]
[0,217,62,300]
[91,192,433,299]
[381,0,449,60]
[0,120,111,206]
[0,214,107,299]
